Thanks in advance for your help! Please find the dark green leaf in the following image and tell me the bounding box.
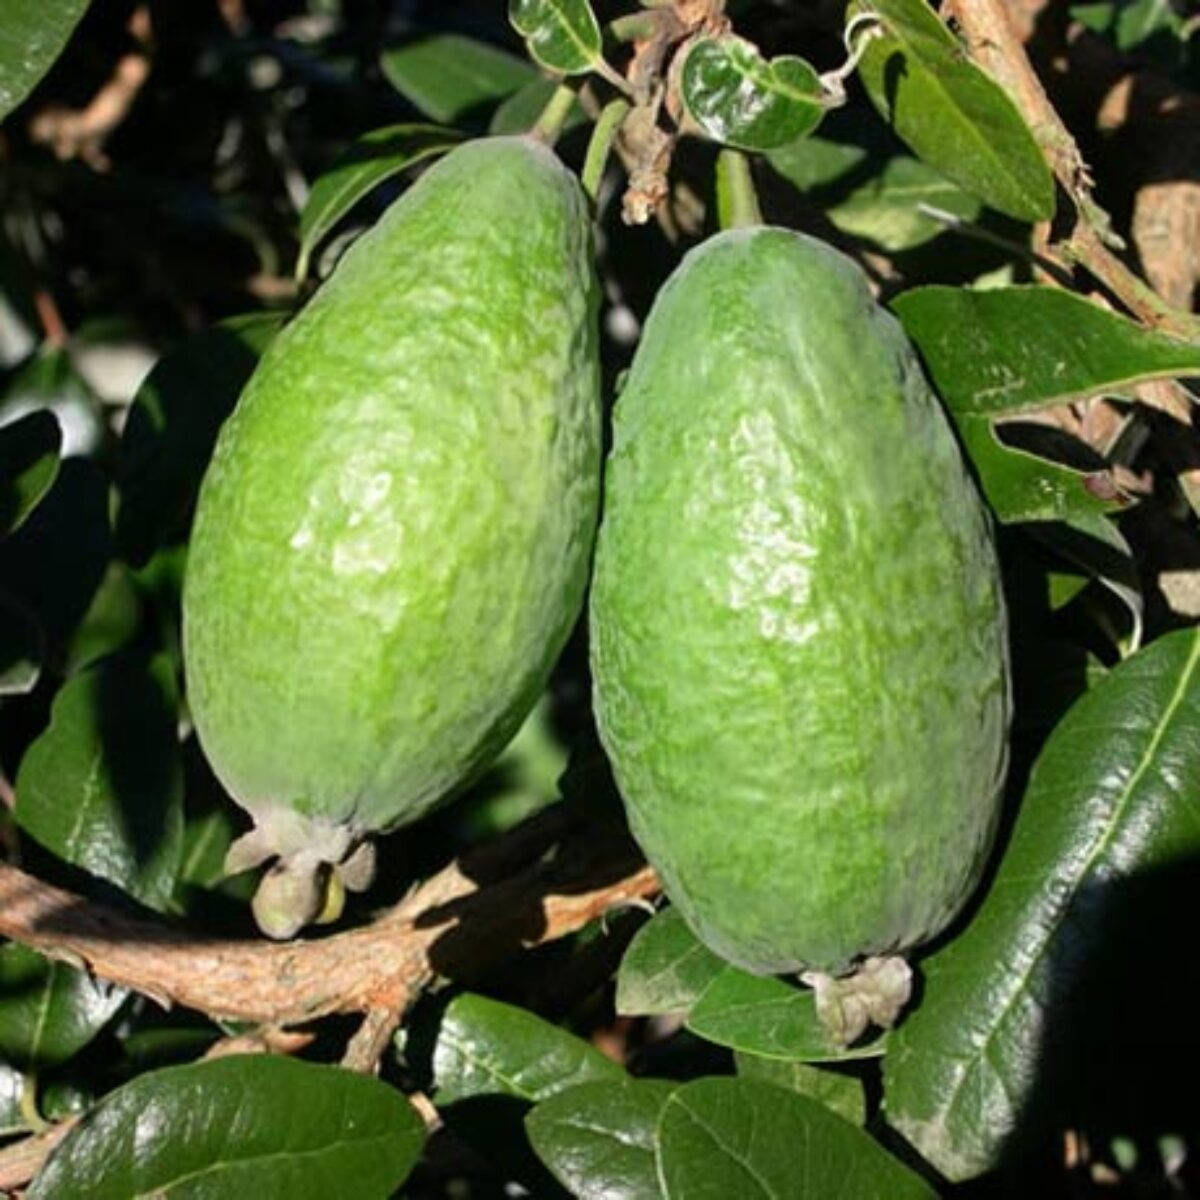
[827,156,982,251]
[687,967,887,1062]
[116,313,281,565]
[63,561,142,673]
[680,36,825,151]
[15,653,184,911]
[0,408,60,536]
[0,586,42,695]
[490,77,586,135]
[655,1078,937,1198]
[510,0,603,74]
[0,1062,25,1135]
[734,1053,866,1125]
[27,1055,425,1200]
[884,628,1200,1181]
[526,1079,678,1200]
[432,992,624,1105]
[615,906,724,1017]
[380,35,535,125]
[295,125,461,281]
[0,457,110,650]
[0,348,102,459]
[848,0,1054,220]
[893,285,1200,417]
[0,944,126,1071]
[0,0,91,121]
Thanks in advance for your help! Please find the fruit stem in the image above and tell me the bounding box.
[531,83,580,146]
[19,1072,47,1134]
[715,149,762,231]
[582,98,632,202]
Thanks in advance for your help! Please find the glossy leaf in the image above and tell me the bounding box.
[884,627,1200,1181]
[0,408,60,536]
[490,76,586,135]
[509,0,603,75]
[615,906,724,1017]
[116,313,281,565]
[0,944,125,1071]
[0,0,91,121]
[28,1055,425,1200]
[680,36,825,151]
[0,458,110,650]
[655,1078,937,1198]
[687,968,887,1062]
[848,0,1054,221]
[295,125,461,281]
[734,1052,866,1126]
[0,587,41,694]
[827,156,982,251]
[526,1079,678,1200]
[0,348,102,459]
[893,285,1200,417]
[0,1062,25,1135]
[432,992,624,1105]
[380,35,535,125]
[15,653,184,911]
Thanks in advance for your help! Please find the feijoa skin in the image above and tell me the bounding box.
[183,137,600,937]
[590,228,1010,1026]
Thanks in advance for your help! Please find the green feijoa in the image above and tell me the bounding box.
[183,137,600,937]
[590,227,1009,1041]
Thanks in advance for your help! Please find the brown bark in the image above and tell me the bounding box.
[0,805,658,1027]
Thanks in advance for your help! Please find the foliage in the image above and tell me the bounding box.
[1,0,1198,1197]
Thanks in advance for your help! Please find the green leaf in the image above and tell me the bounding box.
[954,413,1118,529]
[116,313,281,565]
[432,992,624,1105]
[380,35,535,125]
[509,0,603,75]
[680,36,825,151]
[0,0,91,122]
[295,125,461,281]
[848,0,1054,221]
[0,1062,26,1135]
[0,458,110,651]
[766,135,867,193]
[0,586,42,695]
[63,561,142,673]
[615,906,724,1017]
[490,76,586,135]
[0,408,60,537]
[827,156,982,251]
[0,944,126,1071]
[734,1053,866,1126]
[27,1055,425,1200]
[526,1079,679,1200]
[884,628,1200,1182]
[0,347,103,459]
[655,1078,937,1198]
[892,285,1200,417]
[687,968,887,1062]
[15,652,184,911]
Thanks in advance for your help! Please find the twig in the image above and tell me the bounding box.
[942,0,1200,341]
[27,7,153,171]
[0,1116,78,1192]
[0,805,659,1029]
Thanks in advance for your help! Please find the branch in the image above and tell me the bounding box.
[943,0,1200,341]
[0,805,659,1027]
